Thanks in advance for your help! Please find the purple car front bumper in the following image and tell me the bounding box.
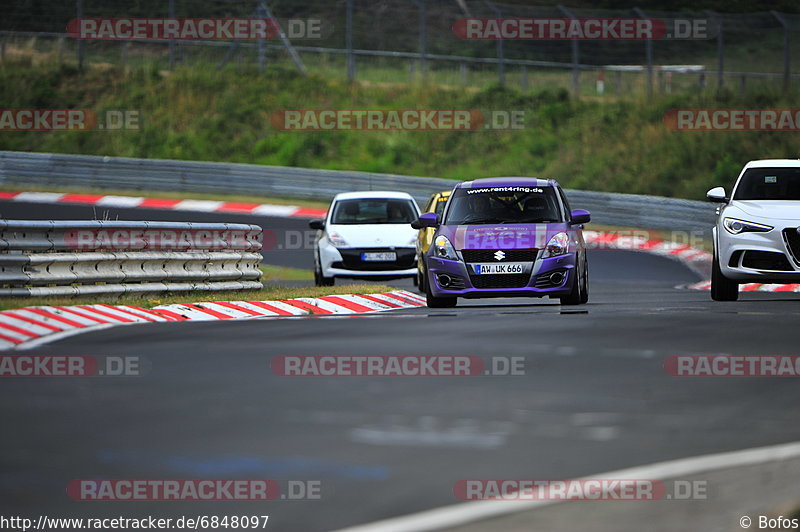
[426,253,578,299]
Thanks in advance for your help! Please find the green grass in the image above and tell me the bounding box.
[260,264,313,282]
[2,54,800,202]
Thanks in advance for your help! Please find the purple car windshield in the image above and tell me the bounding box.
[444,186,565,225]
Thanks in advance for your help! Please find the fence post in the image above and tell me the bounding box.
[261,2,307,75]
[346,0,355,82]
[615,70,622,97]
[521,65,528,91]
[484,0,505,86]
[460,62,467,86]
[705,11,724,89]
[168,0,175,70]
[558,5,579,96]
[771,11,790,93]
[633,8,653,101]
[411,0,427,82]
[76,0,84,70]
[740,74,746,95]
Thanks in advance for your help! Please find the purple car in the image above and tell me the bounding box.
[413,177,590,308]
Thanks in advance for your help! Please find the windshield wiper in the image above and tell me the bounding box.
[457,217,506,224]
[511,218,559,224]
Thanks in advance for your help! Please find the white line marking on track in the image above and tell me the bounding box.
[330,440,800,532]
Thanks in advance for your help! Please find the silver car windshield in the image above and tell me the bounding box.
[734,168,800,200]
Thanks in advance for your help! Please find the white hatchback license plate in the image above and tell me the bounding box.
[362,252,396,262]
[472,263,527,274]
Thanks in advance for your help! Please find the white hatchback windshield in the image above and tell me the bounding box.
[331,198,417,224]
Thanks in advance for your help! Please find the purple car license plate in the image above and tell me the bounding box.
[472,263,526,274]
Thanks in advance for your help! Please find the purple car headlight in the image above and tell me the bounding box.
[434,235,458,260]
[542,232,570,258]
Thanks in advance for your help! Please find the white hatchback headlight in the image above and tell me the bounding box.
[328,232,349,247]
[723,218,773,235]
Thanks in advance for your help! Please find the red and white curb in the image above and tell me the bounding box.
[0,191,327,219]
[583,230,712,278]
[686,280,800,293]
[0,290,426,350]
[584,232,799,293]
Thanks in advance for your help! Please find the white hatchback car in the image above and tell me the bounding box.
[309,191,421,286]
[707,159,800,300]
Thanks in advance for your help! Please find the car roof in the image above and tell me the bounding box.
[333,191,416,201]
[744,159,800,169]
[456,177,557,188]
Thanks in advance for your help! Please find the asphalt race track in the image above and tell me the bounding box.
[3,200,800,531]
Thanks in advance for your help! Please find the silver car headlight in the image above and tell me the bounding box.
[723,218,773,235]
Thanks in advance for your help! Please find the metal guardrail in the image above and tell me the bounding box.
[0,150,716,236]
[0,219,264,296]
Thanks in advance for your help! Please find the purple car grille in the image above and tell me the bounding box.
[460,249,538,263]
[468,272,532,289]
